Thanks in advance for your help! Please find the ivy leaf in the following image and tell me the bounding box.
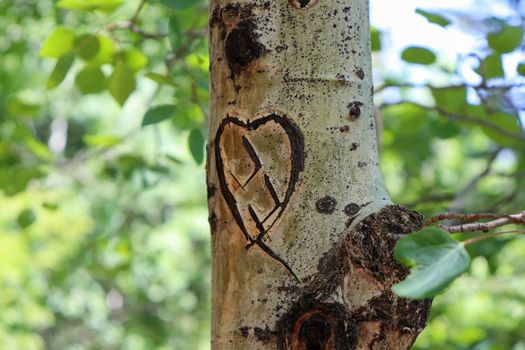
[401,46,436,65]
[392,228,470,299]
[416,9,451,27]
[142,105,176,127]
[188,128,205,165]
[108,60,136,105]
[40,27,76,58]
[47,52,75,89]
[487,25,523,54]
[75,67,106,94]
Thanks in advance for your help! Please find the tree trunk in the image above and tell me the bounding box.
[207,0,431,349]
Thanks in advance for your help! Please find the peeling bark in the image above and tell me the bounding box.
[207,1,431,349]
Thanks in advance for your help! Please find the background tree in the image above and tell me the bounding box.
[0,0,524,349]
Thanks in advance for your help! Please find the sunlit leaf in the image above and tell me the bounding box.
[47,52,75,89]
[142,105,176,127]
[57,0,124,13]
[487,25,523,54]
[40,27,75,58]
[83,134,122,147]
[108,60,136,105]
[188,128,205,165]
[86,35,116,66]
[393,228,470,299]
[416,9,451,27]
[401,46,436,65]
[121,49,148,73]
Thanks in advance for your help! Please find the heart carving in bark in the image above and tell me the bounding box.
[215,113,304,246]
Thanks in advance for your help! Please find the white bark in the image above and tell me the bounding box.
[207,1,430,348]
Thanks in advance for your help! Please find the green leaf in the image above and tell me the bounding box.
[83,134,122,147]
[477,53,504,79]
[370,27,381,52]
[40,27,75,58]
[416,9,451,27]
[401,46,436,65]
[47,52,75,89]
[108,60,136,105]
[168,15,183,52]
[142,105,176,127]
[172,103,204,130]
[487,25,523,54]
[17,209,36,229]
[188,128,205,165]
[121,49,148,73]
[57,0,124,13]
[75,34,100,60]
[481,112,522,148]
[158,0,197,10]
[429,118,461,139]
[432,87,467,113]
[145,72,176,86]
[86,35,116,66]
[517,62,525,76]
[392,228,470,299]
[75,67,106,94]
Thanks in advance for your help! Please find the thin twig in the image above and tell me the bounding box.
[106,0,167,40]
[374,81,525,94]
[425,212,506,226]
[425,210,525,233]
[378,101,525,142]
[447,147,502,213]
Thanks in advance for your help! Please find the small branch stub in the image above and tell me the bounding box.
[279,301,357,350]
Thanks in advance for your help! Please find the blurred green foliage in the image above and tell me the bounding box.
[0,0,524,349]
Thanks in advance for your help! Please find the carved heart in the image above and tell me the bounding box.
[215,113,304,245]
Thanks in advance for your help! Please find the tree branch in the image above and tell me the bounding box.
[378,101,525,142]
[425,210,525,233]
